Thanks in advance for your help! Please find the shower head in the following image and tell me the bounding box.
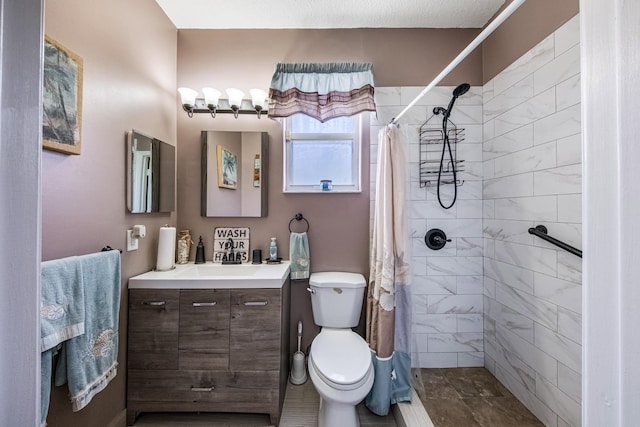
[452,83,471,98]
[444,82,471,119]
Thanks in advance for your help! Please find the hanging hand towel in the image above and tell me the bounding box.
[289,232,310,280]
[55,250,121,412]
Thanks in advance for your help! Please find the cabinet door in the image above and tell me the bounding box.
[230,288,281,371]
[128,289,179,370]
[179,289,230,370]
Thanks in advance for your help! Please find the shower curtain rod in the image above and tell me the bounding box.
[390,0,527,125]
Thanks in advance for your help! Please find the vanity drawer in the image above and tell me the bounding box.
[230,288,282,371]
[128,370,279,405]
[128,289,179,370]
[179,290,230,349]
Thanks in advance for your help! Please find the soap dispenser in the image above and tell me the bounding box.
[195,236,205,264]
[269,237,278,261]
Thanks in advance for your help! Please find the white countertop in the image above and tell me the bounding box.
[128,261,291,289]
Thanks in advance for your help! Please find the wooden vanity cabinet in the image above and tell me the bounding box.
[126,282,290,426]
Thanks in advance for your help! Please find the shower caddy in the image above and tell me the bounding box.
[418,110,465,188]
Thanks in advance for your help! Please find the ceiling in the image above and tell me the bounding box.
[155,0,506,29]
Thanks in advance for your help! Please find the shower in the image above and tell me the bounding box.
[433,83,470,209]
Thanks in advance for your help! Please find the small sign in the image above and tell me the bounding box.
[213,227,250,263]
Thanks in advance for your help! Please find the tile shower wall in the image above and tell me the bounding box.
[482,15,582,427]
[372,86,485,369]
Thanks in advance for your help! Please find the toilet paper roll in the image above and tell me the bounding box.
[156,226,176,271]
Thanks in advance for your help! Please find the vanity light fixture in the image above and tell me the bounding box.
[177,87,269,119]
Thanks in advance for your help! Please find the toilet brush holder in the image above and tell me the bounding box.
[290,351,307,385]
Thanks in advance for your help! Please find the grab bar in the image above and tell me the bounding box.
[528,225,582,258]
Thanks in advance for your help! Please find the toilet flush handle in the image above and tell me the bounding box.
[306,287,316,294]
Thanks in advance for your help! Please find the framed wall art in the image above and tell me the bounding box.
[217,145,238,189]
[42,36,83,155]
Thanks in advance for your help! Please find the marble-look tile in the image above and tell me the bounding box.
[483,219,535,245]
[484,118,496,141]
[554,14,581,56]
[456,199,483,219]
[493,34,555,97]
[460,161,484,182]
[484,75,534,122]
[534,323,581,372]
[557,194,581,225]
[556,75,581,111]
[558,417,572,427]
[422,398,483,427]
[485,297,535,343]
[411,256,428,276]
[443,367,511,397]
[458,352,485,367]
[456,238,483,257]
[426,218,483,238]
[494,365,559,427]
[463,396,545,427]
[496,324,558,384]
[532,223,580,252]
[448,105,483,125]
[428,333,484,353]
[483,123,533,160]
[413,274,456,295]
[556,133,582,167]
[557,251,582,284]
[457,275,483,294]
[402,86,453,107]
[494,196,557,222]
[535,373,581,427]
[457,314,484,333]
[483,199,496,219]
[534,272,582,314]
[413,313,457,334]
[409,218,427,238]
[427,294,483,314]
[463,124,484,144]
[426,256,483,276]
[414,236,457,257]
[455,180,483,200]
[415,352,458,368]
[558,307,581,344]
[496,282,558,330]
[457,143,483,162]
[534,164,581,196]
[485,337,536,392]
[557,363,582,404]
[493,141,557,178]
[534,45,580,95]
[483,173,534,199]
[484,238,496,259]
[416,368,459,399]
[485,353,497,375]
[483,79,495,102]
[494,88,556,137]
[484,276,497,298]
[484,312,497,342]
[534,103,581,145]
[484,257,534,294]
[374,87,401,106]
[411,200,459,219]
[483,158,495,180]
[494,240,557,276]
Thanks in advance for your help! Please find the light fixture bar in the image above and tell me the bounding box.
[188,98,269,117]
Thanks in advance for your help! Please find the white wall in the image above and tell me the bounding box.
[372,86,485,368]
[482,15,582,427]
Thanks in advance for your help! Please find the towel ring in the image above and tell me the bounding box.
[288,213,310,233]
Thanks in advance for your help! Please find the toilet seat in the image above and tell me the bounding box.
[310,329,372,391]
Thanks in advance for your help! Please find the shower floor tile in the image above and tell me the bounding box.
[415,367,543,427]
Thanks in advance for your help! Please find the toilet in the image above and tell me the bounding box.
[307,272,374,427]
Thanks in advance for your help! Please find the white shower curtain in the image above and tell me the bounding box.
[365,124,412,415]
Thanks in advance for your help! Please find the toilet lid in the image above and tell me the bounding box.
[310,330,372,386]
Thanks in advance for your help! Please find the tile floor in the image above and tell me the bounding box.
[133,380,397,427]
[414,368,543,427]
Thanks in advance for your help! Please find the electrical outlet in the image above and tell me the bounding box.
[126,230,138,251]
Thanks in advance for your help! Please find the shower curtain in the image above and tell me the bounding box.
[366,124,412,416]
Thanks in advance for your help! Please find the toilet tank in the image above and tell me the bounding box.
[309,272,367,328]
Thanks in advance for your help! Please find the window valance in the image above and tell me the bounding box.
[268,62,376,122]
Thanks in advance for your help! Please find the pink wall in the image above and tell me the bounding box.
[43,0,177,425]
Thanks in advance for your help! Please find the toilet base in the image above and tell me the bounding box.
[318,396,360,427]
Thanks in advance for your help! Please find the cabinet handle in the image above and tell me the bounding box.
[243,301,268,306]
[142,301,166,307]
[192,302,217,307]
[190,386,214,392]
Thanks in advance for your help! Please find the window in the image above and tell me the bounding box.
[283,114,362,193]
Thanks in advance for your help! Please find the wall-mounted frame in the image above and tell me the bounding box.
[42,36,84,155]
[217,145,238,189]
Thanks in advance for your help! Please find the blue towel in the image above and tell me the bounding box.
[289,232,310,280]
[54,250,121,412]
[41,255,86,426]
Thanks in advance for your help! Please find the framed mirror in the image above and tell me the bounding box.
[201,130,268,217]
[126,129,176,213]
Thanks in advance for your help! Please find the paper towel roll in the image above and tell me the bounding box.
[156,226,176,271]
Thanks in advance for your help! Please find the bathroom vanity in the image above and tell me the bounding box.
[126,262,291,426]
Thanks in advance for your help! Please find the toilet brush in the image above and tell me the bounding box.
[290,320,307,385]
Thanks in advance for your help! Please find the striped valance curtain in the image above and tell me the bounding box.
[268,62,376,122]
